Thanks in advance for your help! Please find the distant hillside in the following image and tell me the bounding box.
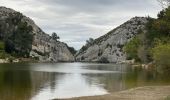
[76,17,148,63]
[0,6,74,62]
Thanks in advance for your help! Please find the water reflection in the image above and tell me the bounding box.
[0,63,170,100]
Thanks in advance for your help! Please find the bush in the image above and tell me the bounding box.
[67,46,77,55]
[98,57,109,63]
[0,41,4,51]
[0,12,33,58]
[0,51,11,59]
[152,43,170,72]
[124,37,141,61]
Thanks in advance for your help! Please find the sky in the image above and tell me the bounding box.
[0,0,162,50]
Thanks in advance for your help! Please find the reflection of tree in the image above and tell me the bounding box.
[0,63,170,100]
[0,70,32,100]
[82,64,170,94]
[123,66,170,89]
[0,63,65,100]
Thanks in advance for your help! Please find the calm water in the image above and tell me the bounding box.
[0,63,170,100]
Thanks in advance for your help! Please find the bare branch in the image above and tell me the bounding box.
[157,0,170,8]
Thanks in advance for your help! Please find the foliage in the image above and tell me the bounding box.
[124,37,141,61]
[0,12,33,57]
[51,32,60,41]
[86,38,94,46]
[81,45,88,52]
[152,42,170,72]
[146,7,170,45]
[67,46,77,55]
[98,57,109,63]
[77,38,94,55]
[0,51,11,59]
[145,6,170,63]
[0,41,4,51]
[124,6,170,65]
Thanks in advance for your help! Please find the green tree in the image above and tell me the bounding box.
[124,37,141,61]
[51,32,60,41]
[2,12,34,57]
[0,41,4,51]
[86,38,94,46]
[152,42,170,72]
[67,46,77,55]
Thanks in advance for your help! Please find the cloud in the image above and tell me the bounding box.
[0,0,162,49]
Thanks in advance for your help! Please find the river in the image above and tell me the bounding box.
[0,63,170,100]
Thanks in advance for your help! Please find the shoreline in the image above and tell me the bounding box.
[56,86,170,100]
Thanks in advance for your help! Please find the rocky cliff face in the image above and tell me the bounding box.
[0,7,74,62]
[30,33,74,62]
[76,17,148,63]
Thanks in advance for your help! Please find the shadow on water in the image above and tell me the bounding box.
[0,63,170,100]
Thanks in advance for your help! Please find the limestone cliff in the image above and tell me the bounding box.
[76,17,148,63]
[0,7,74,62]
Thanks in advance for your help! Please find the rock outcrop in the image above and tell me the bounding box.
[76,17,148,63]
[0,6,74,62]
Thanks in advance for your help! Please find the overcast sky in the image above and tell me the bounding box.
[1,0,162,50]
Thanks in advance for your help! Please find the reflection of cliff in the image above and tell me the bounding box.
[1,63,170,100]
[0,65,65,100]
[29,72,66,98]
[81,64,170,93]
[82,64,128,93]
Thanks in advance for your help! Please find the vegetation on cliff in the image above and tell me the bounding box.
[0,7,75,62]
[124,6,170,72]
[0,12,33,58]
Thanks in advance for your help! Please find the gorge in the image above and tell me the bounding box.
[0,6,150,63]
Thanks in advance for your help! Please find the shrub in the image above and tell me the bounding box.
[0,51,11,59]
[1,12,33,57]
[152,43,170,72]
[98,57,109,63]
[0,41,4,51]
[67,46,77,55]
[124,37,141,61]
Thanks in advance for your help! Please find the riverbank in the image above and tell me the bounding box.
[57,86,170,100]
[0,58,38,64]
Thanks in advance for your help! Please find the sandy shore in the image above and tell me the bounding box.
[56,86,170,100]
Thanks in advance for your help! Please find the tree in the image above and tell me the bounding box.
[124,37,141,61]
[3,14,33,57]
[86,38,94,46]
[98,57,109,63]
[152,43,170,72]
[67,46,77,55]
[51,32,60,41]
